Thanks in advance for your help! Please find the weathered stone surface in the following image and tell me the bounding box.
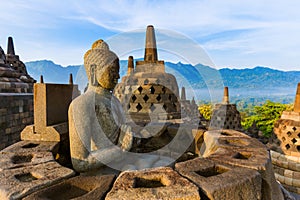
[281,111,300,122]
[0,42,34,148]
[23,174,115,200]
[222,86,229,104]
[114,26,182,124]
[294,83,300,113]
[0,37,35,93]
[200,129,251,157]
[69,39,134,173]
[21,123,68,142]
[175,157,262,200]
[271,150,300,195]
[0,94,34,150]
[272,83,300,195]
[188,129,205,155]
[1,140,59,154]
[274,118,300,157]
[201,130,284,200]
[33,83,76,129]
[209,88,242,130]
[21,83,77,142]
[106,167,200,200]
[0,151,54,171]
[0,161,75,200]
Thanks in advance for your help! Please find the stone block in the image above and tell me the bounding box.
[281,111,300,121]
[200,130,284,200]
[23,175,115,200]
[209,144,269,172]
[33,83,76,132]
[135,62,165,73]
[212,149,283,200]
[0,161,75,199]
[175,157,262,200]
[106,167,200,200]
[199,129,251,157]
[21,122,68,142]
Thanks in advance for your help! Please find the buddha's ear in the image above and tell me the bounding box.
[90,64,99,86]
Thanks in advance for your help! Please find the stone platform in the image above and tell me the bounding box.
[0,129,287,200]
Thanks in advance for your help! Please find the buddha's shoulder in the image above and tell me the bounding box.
[69,91,96,111]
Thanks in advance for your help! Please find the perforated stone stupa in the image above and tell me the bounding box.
[0,37,36,150]
[274,83,300,157]
[0,37,35,93]
[209,87,242,130]
[180,86,200,119]
[0,27,292,200]
[272,83,300,194]
[114,25,181,123]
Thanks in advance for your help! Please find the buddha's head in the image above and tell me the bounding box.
[84,39,120,90]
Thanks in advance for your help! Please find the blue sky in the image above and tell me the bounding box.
[0,0,300,70]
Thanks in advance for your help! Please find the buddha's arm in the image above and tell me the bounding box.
[82,125,134,171]
[118,125,133,151]
[69,102,131,172]
[69,102,94,172]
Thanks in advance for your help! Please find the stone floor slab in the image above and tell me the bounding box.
[23,174,115,200]
[106,167,200,200]
[1,140,59,154]
[0,151,54,171]
[175,157,261,200]
[0,161,75,199]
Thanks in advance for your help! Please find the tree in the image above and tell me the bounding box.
[241,100,293,137]
[198,104,213,120]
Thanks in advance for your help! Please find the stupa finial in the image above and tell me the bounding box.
[40,75,44,83]
[7,36,15,55]
[181,87,186,100]
[144,25,158,62]
[294,83,300,112]
[69,73,73,85]
[223,86,229,104]
[127,56,134,75]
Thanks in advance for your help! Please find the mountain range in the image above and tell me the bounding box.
[25,60,300,101]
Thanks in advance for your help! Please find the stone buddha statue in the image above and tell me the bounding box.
[69,39,176,173]
[68,40,133,173]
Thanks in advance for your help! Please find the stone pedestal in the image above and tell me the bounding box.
[21,83,78,142]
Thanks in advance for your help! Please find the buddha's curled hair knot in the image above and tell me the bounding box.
[84,39,118,79]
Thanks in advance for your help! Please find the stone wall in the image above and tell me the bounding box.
[0,93,33,150]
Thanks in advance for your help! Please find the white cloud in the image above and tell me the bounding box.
[0,0,300,70]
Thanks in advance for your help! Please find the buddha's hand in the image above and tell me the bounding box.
[119,125,133,151]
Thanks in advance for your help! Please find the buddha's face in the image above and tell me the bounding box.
[97,58,120,90]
